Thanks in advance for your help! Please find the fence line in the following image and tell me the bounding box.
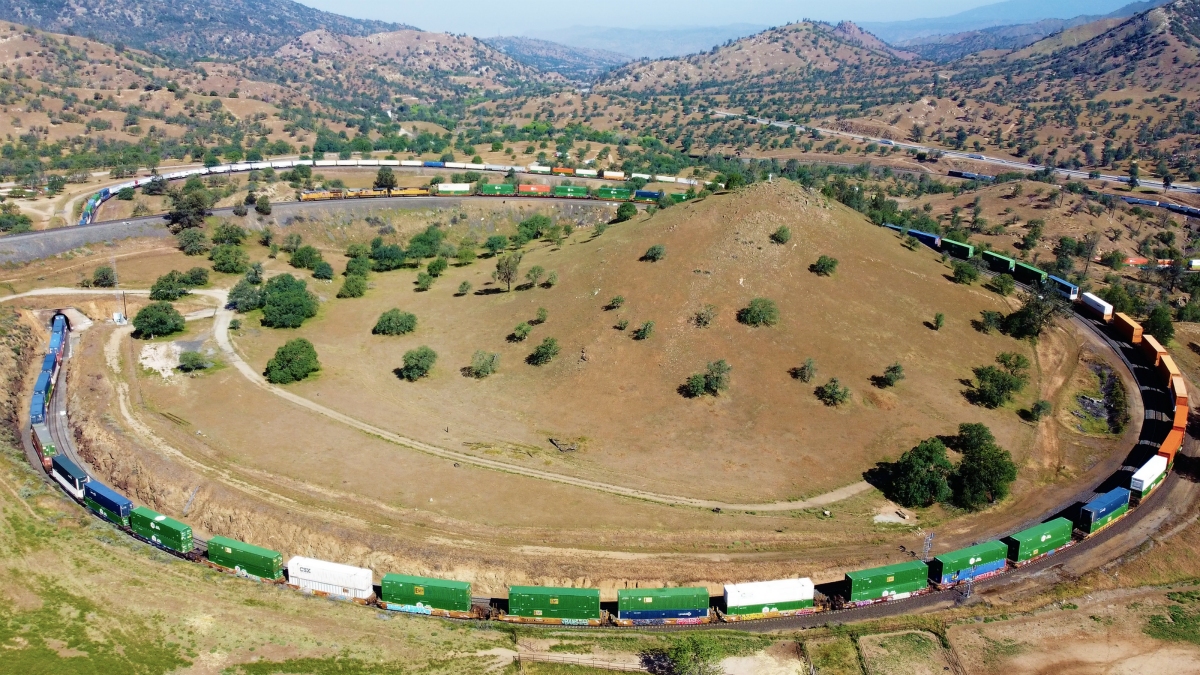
[514,651,648,672]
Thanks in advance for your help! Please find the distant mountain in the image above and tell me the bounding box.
[862,0,1159,44]
[531,24,768,60]
[0,0,403,61]
[483,36,629,81]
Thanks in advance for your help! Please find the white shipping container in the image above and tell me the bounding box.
[314,160,337,167]
[359,159,380,166]
[527,164,551,172]
[1081,292,1114,320]
[655,175,678,183]
[632,173,652,180]
[287,556,374,600]
[465,163,486,170]
[724,578,813,608]
[445,162,468,169]
[380,160,400,166]
[437,183,472,193]
[270,161,295,169]
[483,164,509,172]
[294,160,314,166]
[575,169,598,178]
[1190,259,1200,271]
[603,171,626,180]
[210,165,232,173]
[1131,455,1167,492]
[231,163,252,172]
[335,160,358,167]
[400,160,424,167]
[250,162,270,170]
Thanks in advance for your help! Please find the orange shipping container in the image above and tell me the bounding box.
[1172,375,1188,407]
[518,184,551,194]
[551,167,575,175]
[1113,313,1143,344]
[1142,335,1167,367]
[1174,402,1189,431]
[1160,428,1184,464]
[1160,355,1182,383]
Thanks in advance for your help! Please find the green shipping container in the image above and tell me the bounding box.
[1004,517,1073,563]
[941,238,974,259]
[553,185,589,198]
[669,192,690,203]
[129,506,193,554]
[617,587,709,619]
[381,573,470,613]
[982,250,1016,273]
[597,187,631,200]
[207,535,283,580]
[846,560,929,602]
[929,540,1008,585]
[507,586,600,621]
[1013,261,1048,284]
[479,183,516,196]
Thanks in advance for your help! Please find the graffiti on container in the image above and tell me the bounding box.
[386,603,433,615]
[560,618,590,626]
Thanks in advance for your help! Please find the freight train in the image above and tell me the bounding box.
[298,184,679,204]
[77,159,700,226]
[27,273,1186,626]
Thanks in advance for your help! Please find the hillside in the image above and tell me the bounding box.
[862,0,1162,43]
[0,0,402,61]
[483,36,629,81]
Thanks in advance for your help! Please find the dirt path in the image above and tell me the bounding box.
[1,286,874,512]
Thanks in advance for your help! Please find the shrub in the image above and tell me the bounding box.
[345,256,372,277]
[456,243,475,265]
[512,322,532,341]
[684,374,707,398]
[703,359,731,394]
[535,307,548,324]
[264,338,319,384]
[934,312,945,331]
[1030,399,1053,421]
[468,351,499,378]
[792,358,817,383]
[373,309,417,335]
[991,273,1016,296]
[810,255,838,276]
[210,244,249,274]
[971,356,1027,408]
[415,272,434,291]
[133,302,185,338]
[180,267,207,287]
[92,266,117,288]
[528,337,560,365]
[815,377,851,406]
[337,274,368,298]
[737,298,779,326]
[428,256,449,277]
[232,203,248,217]
[281,232,302,253]
[211,223,247,245]
[260,274,318,328]
[229,319,241,331]
[150,271,191,301]
[608,295,625,310]
[178,351,208,372]
[633,321,654,340]
[177,229,209,256]
[770,226,791,244]
[545,271,558,287]
[228,279,263,312]
[457,280,472,296]
[879,362,905,387]
[255,195,272,215]
[952,261,979,284]
[1145,304,1175,343]
[525,265,545,287]
[312,261,334,280]
[616,319,629,331]
[399,346,437,381]
[693,304,717,328]
[290,245,322,270]
[614,202,637,222]
[642,244,666,262]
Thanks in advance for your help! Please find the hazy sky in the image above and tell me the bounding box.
[294,0,1004,37]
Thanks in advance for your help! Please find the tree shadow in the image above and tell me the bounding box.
[505,332,527,344]
[787,367,806,380]
[514,282,536,291]
[869,375,892,389]
[640,650,673,675]
[923,321,938,331]
[473,288,506,296]
[862,461,894,492]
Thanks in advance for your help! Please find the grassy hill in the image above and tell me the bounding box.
[482,36,630,81]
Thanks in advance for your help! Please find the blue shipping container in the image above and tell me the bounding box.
[1080,488,1130,530]
[52,455,88,491]
[1048,275,1079,301]
[49,332,63,355]
[52,315,67,333]
[423,161,445,168]
[932,558,1005,585]
[29,397,45,424]
[41,353,57,374]
[84,481,132,519]
[33,371,51,396]
[618,608,708,620]
[634,190,664,200]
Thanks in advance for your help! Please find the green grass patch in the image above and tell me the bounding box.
[807,637,862,675]
[1145,592,1200,645]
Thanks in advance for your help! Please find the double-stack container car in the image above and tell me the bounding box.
[287,556,375,603]
[380,573,474,618]
[207,536,284,581]
[1078,488,1130,535]
[1130,455,1168,503]
[722,579,814,621]
[1004,518,1074,565]
[83,481,132,527]
[129,506,194,556]
[615,587,711,625]
[928,540,1009,588]
[503,586,602,625]
[50,455,87,500]
[845,561,930,604]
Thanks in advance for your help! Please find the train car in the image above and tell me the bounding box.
[1130,455,1168,504]
[435,183,471,196]
[1081,293,1114,322]
[721,578,815,621]
[1003,518,1073,566]
[982,250,1016,273]
[669,192,691,203]
[392,188,430,197]
[83,480,133,527]
[50,454,88,500]
[300,190,337,201]
[1174,394,1189,431]
[1113,313,1143,344]
[602,171,626,181]
[30,370,51,424]
[49,330,64,361]
[1160,428,1184,467]
[502,586,602,626]
[845,560,929,605]
[379,573,474,618]
[941,238,973,260]
[355,188,390,198]
[614,587,711,625]
[444,162,467,170]
[552,185,588,198]
[1121,196,1160,207]
[422,161,445,168]
[597,187,631,201]
[1012,261,1048,285]
[632,173,652,180]
[633,189,664,203]
[928,540,1009,588]
[400,160,423,167]
[1048,275,1080,301]
[576,169,598,178]
[527,165,552,175]
[286,556,375,603]
[551,167,575,176]
[518,184,551,197]
[206,536,284,581]
[1161,355,1182,383]
[41,353,58,380]
[129,506,193,555]
[479,184,517,196]
[31,422,55,470]
[1078,488,1130,535]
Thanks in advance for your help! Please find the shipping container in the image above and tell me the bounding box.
[444,162,467,169]
[1174,400,1189,431]
[400,160,423,167]
[51,454,87,500]
[1081,293,1114,322]
[518,184,551,195]
[929,540,1009,587]
[551,167,575,176]
[464,163,486,170]
[1130,454,1168,501]
[207,535,283,580]
[1162,359,1183,390]
[982,250,1016,273]
[1048,275,1079,301]
[287,556,374,602]
[602,171,626,180]
[41,353,58,375]
[597,187,632,200]
[575,169,598,178]
[632,173,652,180]
[129,506,193,554]
[479,183,516,196]
[1113,313,1143,344]
[380,573,471,616]
[435,183,471,195]
[504,586,601,625]
[482,164,510,172]
[1079,488,1130,534]
[31,422,55,470]
[669,192,690,203]
[616,587,710,624]
[633,189,663,202]
[423,161,445,168]
[941,238,974,260]
[84,480,132,527]
[1004,518,1073,564]
[1013,261,1048,285]
[29,392,46,425]
[1161,428,1184,465]
[552,185,588,198]
[1137,333,1166,365]
[527,165,552,174]
[845,561,929,603]
[722,578,814,620]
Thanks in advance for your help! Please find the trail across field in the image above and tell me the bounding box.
[2,286,875,511]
